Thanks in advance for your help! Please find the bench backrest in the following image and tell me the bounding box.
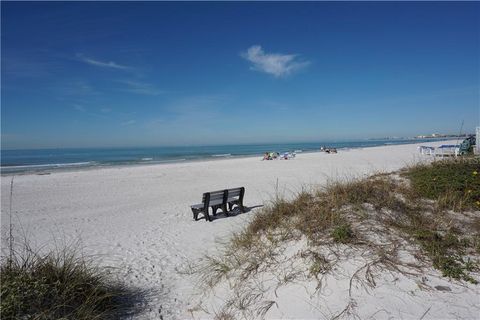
[202,189,227,204]
[201,187,245,206]
[227,187,243,198]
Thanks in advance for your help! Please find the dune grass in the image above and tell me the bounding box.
[0,244,141,320]
[196,157,480,317]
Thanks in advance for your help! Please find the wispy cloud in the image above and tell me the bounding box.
[53,80,97,98]
[241,45,310,77]
[77,53,131,70]
[121,120,136,126]
[118,80,164,96]
[72,104,111,119]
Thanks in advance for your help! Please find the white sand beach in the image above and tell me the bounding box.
[2,140,479,319]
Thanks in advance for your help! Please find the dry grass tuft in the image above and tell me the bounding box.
[0,243,144,320]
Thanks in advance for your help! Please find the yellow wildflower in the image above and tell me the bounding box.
[473,171,478,176]
[467,189,472,194]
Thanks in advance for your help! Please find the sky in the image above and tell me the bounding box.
[1,1,479,149]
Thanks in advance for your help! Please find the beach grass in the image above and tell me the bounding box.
[0,244,140,320]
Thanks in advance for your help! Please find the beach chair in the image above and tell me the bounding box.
[457,136,475,155]
[435,145,460,157]
[418,146,435,156]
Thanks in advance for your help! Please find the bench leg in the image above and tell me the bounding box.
[222,204,229,216]
[228,203,233,211]
[192,208,199,221]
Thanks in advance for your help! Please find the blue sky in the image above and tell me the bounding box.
[1,1,479,149]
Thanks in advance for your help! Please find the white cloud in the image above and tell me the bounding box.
[118,80,164,96]
[241,45,310,77]
[77,54,131,70]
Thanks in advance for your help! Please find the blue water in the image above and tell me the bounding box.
[1,138,447,174]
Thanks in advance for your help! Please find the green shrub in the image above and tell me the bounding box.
[405,158,480,211]
[331,224,354,243]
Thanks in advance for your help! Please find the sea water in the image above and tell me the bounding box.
[1,138,446,174]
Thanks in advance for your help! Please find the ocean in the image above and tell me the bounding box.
[1,138,448,174]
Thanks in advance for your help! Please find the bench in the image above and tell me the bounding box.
[191,187,245,222]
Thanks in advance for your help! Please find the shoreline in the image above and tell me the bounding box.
[0,138,454,176]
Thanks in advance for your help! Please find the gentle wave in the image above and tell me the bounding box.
[212,153,232,157]
[1,162,93,169]
[141,158,153,161]
[151,159,186,163]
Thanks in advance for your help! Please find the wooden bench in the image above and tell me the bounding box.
[191,187,245,222]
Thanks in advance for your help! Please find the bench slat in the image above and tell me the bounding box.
[209,193,225,200]
[228,190,241,197]
[203,190,225,202]
[209,198,224,206]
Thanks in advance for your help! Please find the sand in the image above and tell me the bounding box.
[2,140,478,319]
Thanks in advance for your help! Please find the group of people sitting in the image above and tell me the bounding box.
[263,151,296,160]
[263,152,279,160]
[262,147,337,160]
[320,146,337,154]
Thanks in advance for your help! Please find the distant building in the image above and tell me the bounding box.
[414,133,470,140]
